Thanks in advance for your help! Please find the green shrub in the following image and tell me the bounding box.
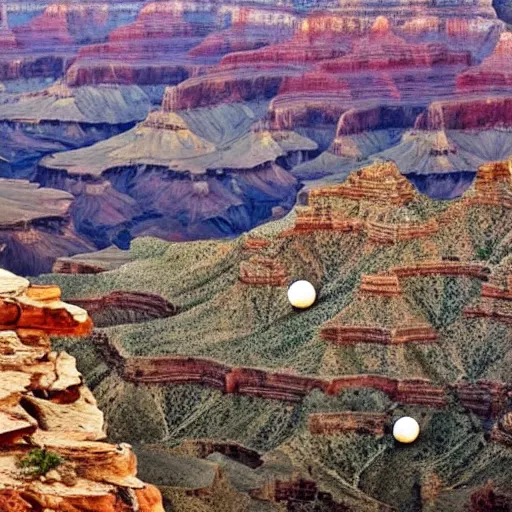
[18,449,63,476]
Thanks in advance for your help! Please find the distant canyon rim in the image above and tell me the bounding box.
[0,0,512,275]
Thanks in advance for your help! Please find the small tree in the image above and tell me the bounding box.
[17,449,63,477]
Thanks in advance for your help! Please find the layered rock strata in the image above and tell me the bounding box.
[91,332,510,414]
[0,270,164,512]
[308,412,389,436]
[68,292,177,328]
[239,256,289,286]
[320,273,438,345]
[0,180,93,276]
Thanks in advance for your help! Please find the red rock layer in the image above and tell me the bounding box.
[310,162,415,206]
[239,256,288,287]
[308,412,388,436]
[98,332,512,414]
[464,301,512,324]
[64,2,205,86]
[359,274,402,296]
[162,70,286,111]
[320,324,438,345]
[52,261,105,274]
[452,381,509,417]
[98,335,456,408]
[390,261,489,279]
[68,292,177,326]
[333,105,425,141]
[415,97,512,131]
[366,218,439,244]
[242,237,271,253]
[14,4,73,47]
[457,32,512,95]
[288,206,363,235]
[481,283,512,301]
[0,272,164,512]
[465,161,512,208]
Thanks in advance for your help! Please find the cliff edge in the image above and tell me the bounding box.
[0,269,164,512]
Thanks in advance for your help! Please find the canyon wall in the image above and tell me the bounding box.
[91,332,509,415]
[0,270,164,512]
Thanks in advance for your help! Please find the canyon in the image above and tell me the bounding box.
[1,1,512,511]
[38,154,512,511]
[0,0,512,272]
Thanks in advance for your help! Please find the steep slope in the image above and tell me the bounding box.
[38,159,512,511]
[37,103,309,245]
[0,179,93,275]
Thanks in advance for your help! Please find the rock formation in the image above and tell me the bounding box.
[64,1,208,87]
[37,103,302,245]
[239,256,289,286]
[308,412,389,436]
[0,269,164,512]
[68,292,177,328]
[53,247,132,275]
[0,180,93,275]
[320,273,438,345]
[465,161,512,208]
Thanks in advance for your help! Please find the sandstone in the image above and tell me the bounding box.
[22,387,105,441]
[310,161,415,206]
[308,412,389,436]
[68,291,177,328]
[415,97,512,131]
[465,161,512,208]
[0,271,164,512]
[239,256,289,287]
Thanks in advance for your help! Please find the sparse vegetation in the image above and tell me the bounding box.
[17,449,63,477]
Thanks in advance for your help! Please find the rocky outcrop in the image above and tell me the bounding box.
[365,218,440,244]
[452,380,510,417]
[239,256,288,286]
[288,205,363,235]
[465,161,512,208]
[177,439,263,469]
[310,161,415,206]
[320,273,438,345]
[390,261,489,279]
[68,292,177,328]
[321,323,438,346]
[242,237,271,253]
[415,97,512,131]
[0,270,164,512]
[457,32,512,95]
[308,412,389,436]
[0,180,93,276]
[327,376,448,408]
[64,1,206,87]
[163,70,287,111]
[53,246,132,275]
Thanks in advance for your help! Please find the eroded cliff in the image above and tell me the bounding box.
[0,269,164,512]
